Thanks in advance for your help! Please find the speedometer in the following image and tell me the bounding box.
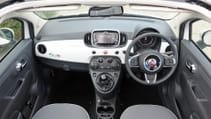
[139,36,155,46]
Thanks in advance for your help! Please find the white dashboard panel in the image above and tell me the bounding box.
[35,39,168,64]
[35,40,132,64]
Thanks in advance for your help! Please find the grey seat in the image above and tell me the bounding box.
[32,103,90,119]
[120,105,177,119]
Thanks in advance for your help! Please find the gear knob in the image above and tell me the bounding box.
[101,74,107,80]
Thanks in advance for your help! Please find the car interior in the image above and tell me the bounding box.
[0,1,211,119]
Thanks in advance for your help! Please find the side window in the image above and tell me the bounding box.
[0,19,23,60]
[191,20,211,60]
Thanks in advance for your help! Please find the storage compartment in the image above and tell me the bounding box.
[97,106,114,114]
[97,105,114,119]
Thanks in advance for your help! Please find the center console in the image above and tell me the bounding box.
[89,56,121,119]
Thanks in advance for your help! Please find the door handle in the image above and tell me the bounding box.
[186,61,197,73]
[191,85,207,101]
[16,59,27,72]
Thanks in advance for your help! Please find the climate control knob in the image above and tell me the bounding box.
[107,58,113,64]
[98,57,104,63]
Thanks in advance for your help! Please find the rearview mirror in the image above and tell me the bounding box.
[89,6,123,17]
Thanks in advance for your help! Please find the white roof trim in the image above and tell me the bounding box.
[0,0,211,20]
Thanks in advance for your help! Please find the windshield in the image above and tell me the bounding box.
[34,5,183,20]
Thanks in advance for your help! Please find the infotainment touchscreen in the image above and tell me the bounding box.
[92,30,119,46]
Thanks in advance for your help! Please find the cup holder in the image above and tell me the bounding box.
[97,106,114,114]
[97,106,114,119]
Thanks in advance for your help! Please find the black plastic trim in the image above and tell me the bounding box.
[38,58,89,71]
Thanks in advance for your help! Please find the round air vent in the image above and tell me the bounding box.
[84,33,92,46]
[37,44,47,54]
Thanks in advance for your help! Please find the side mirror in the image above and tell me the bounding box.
[202,30,211,46]
[0,28,15,46]
[0,28,15,41]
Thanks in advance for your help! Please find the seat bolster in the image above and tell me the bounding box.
[120,105,177,119]
[32,104,90,119]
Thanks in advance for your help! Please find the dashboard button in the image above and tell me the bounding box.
[93,73,96,77]
[103,51,108,55]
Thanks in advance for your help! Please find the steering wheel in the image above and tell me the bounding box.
[125,33,178,85]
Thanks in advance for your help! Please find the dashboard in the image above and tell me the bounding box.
[35,17,175,71]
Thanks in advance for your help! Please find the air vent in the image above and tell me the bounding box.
[119,33,127,46]
[84,33,92,46]
[37,44,47,54]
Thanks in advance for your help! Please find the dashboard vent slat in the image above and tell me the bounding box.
[120,33,127,46]
[84,33,92,46]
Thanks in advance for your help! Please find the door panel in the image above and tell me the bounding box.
[175,40,211,119]
[0,39,35,119]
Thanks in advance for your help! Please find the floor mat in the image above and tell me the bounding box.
[47,70,95,114]
[118,75,162,117]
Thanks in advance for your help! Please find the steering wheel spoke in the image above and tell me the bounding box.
[128,54,140,68]
[162,53,177,68]
[144,73,157,84]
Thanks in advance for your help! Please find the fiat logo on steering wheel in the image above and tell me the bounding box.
[144,57,161,72]
[147,58,157,68]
